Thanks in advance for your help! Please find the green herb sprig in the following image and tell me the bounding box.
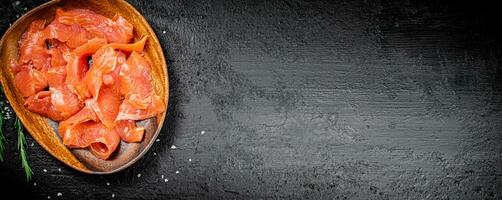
[15,118,33,181]
[0,92,5,161]
[0,86,33,181]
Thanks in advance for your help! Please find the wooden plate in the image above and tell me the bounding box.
[0,0,168,174]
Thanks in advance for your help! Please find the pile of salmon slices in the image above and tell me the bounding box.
[11,8,166,159]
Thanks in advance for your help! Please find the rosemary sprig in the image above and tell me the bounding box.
[0,88,5,161]
[15,118,33,181]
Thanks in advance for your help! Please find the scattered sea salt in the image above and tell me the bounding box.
[188,158,192,162]
[170,145,176,149]
[14,1,20,6]
[106,182,110,186]
[156,139,160,142]
[33,182,37,186]
[161,175,164,179]
[175,170,179,174]
[24,7,27,11]
[57,192,62,197]
[162,31,166,34]
[112,193,115,198]
[43,169,47,173]
[201,131,205,135]
[164,178,168,182]
[137,173,141,178]
[15,15,19,18]
[47,196,51,199]
[58,168,61,172]
[153,152,157,156]
[31,143,34,147]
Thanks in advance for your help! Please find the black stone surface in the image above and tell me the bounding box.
[1,0,502,199]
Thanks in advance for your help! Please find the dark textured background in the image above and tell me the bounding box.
[1,0,502,199]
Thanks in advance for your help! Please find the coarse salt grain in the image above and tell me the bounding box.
[58,168,61,172]
[175,170,179,174]
[162,31,166,34]
[161,175,164,179]
[112,193,115,198]
[137,173,141,178]
[24,7,27,11]
[47,196,51,199]
[156,139,160,142]
[153,152,157,156]
[43,169,47,172]
[57,193,62,197]
[106,182,110,186]
[33,182,37,186]
[188,158,192,162]
[170,145,176,149]
[14,1,20,6]
[31,143,34,147]
[201,131,205,135]
[164,178,168,182]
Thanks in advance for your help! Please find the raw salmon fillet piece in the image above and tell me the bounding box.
[17,19,51,71]
[85,46,117,100]
[66,121,121,160]
[50,87,83,119]
[56,8,133,44]
[45,64,66,87]
[116,52,165,120]
[103,36,148,53]
[24,91,63,121]
[44,21,94,48]
[102,51,126,90]
[65,38,107,100]
[14,67,48,98]
[48,40,70,67]
[115,120,145,143]
[87,86,121,129]
[59,105,98,146]
[17,20,45,64]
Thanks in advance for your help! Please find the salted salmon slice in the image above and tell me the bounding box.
[10,62,31,74]
[116,95,164,121]
[58,105,97,145]
[115,120,144,143]
[18,20,50,68]
[24,91,63,121]
[102,51,126,95]
[46,64,66,87]
[61,121,97,148]
[84,122,121,159]
[100,37,147,92]
[103,36,147,53]
[65,38,107,100]
[116,52,165,120]
[18,20,45,64]
[47,40,70,67]
[44,21,94,48]
[87,86,121,128]
[62,121,121,160]
[14,67,48,97]
[84,46,117,99]
[17,20,52,71]
[32,45,52,72]
[55,8,133,44]
[50,87,83,119]
[118,52,154,108]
